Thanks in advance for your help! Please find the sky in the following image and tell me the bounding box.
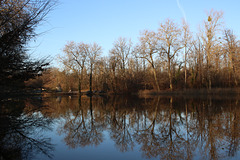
[28,0,240,67]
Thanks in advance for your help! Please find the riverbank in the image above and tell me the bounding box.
[138,88,240,96]
[2,88,240,99]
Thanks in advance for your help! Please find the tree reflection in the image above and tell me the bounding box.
[226,111,240,157]
[133,97,191,159]
[109,96,135,152]
[0,98,54,160]
[133,97,160,158]
[42,95,240,160]
[57,96,104,148]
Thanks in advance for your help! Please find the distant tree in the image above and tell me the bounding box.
[110,37,132,73]
[41,68,73,92]
[60,41,88,93]
[109,37,133,92]
[86,43,102,93]
[93,57,109,91]
[136,30,161,91]
[223,29,240,86]
[60,42,102,93]
[0,0,56,91]
[181,20,192,88]
[158,19,183,90]
[187,37,203,88]
[201,10,224,89]
[108,55,118,93]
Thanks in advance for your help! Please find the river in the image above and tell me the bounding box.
[0,95,239,160]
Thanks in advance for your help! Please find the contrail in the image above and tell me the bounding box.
[176,0,187,22]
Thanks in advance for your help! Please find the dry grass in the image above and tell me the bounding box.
[138,88,240,97]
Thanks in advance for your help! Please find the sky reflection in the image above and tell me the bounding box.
[0,95,239,160]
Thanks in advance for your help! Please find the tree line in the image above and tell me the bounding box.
[39,9,240,94]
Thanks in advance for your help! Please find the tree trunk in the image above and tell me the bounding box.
[78,77,81,95]
[78,68,84,95]
[230,54,238,87]
[168,58,173,90]
[89,63,93,93]
[206,49,212,90]
[152,65,160,92]
[184,47,187,89]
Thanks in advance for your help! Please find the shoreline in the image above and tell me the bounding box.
[138,88,240,95]
[1,88,240,99]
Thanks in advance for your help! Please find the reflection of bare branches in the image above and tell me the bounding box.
[15,129,53,159]
[136,97,159,134]
[133,97,187,159]
[108,96,138,152]
[110,112,134,152]
[0,99,54,160]
[58,97,104,149]
[227,112,240,157]
[39,95,240,160]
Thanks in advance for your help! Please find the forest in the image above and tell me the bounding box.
[1,0,239,94]
[29,9,240,94]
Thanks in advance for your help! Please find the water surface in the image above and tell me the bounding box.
[0,95,239,160]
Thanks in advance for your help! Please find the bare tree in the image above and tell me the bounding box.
[190,36,204,87]
[182,20,192,88]
[110,37,132,73]
[158,19,183,90]
[109,37,133,92]
[136,30,161,91]
[223,29,240,86]
[201,9,224,90]
[86,43,102,93]
[60,41,87,94]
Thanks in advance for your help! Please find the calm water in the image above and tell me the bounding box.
[0,95,239,160]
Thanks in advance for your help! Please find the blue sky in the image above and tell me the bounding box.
[28,0,240,67]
